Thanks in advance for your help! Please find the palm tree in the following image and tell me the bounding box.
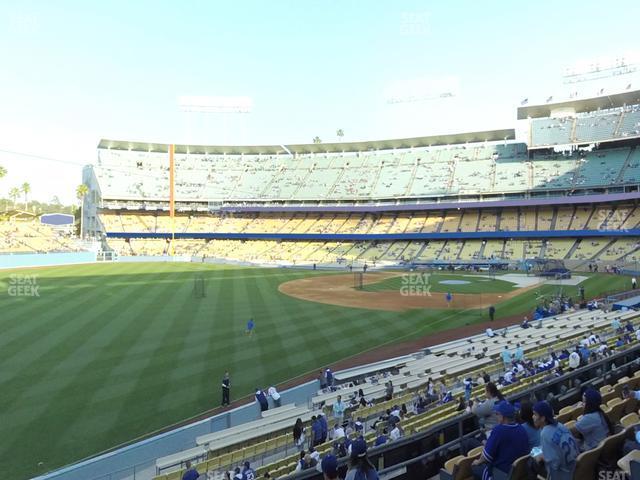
[336,129,344,141]
[76,184,89,239]
[76,184,89,202]
[0,165,6,180]
[312,136,322,144]
[21,182,31,211]
[9,187,20,208]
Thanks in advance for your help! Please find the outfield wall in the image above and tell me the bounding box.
[33,381,319,480]
[0,252,97,269]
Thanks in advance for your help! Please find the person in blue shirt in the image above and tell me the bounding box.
[345,437,379,480]
[246,318,255,336]
[374,428,388,446]
[325,368,334,387]
[445,292,453,307]
[501,346,512,368]
[241,461,256,480]
[471,401,529,480]
[532,401,579,480]
[181,461,199,480]
[311,415,323,447]
[255,388,268,412]
[518,400,540,450]
[574,388,612,451]
[513,344,524,362]
[318,412,328,443]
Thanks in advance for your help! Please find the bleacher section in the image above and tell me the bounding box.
[0,218,78,254]
[153,307,640,480]
[102,205,640,264]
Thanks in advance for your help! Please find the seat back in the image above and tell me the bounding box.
[621,412,640,428]
[599,430,627,468]
[573,444,603,480]
[443,455,465,475]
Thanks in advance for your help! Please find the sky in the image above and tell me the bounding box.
[0,0,639,204]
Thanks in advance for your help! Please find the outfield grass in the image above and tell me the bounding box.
[361,273,518,294]
[0,263,632,479]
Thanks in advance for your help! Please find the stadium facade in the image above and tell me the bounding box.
[83,90,640,269]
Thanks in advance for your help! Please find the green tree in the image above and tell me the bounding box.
[0,165,6,180]
[336,129,344,141]
[312,136,322,144]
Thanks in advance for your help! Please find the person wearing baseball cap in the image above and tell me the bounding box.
[574,388,613,451]
[532,401,579,480]
[471,401,529,480]
[345,437,379,480]
[321,454,339,480]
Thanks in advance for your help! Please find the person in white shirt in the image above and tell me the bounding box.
[389,424,402,441]
[332,423,345,440]
[486,328,495,338]
[268,386,281,408]
[568,351,581,369]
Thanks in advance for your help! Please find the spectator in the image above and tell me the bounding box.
[311,415,323,447]
[568,350,580,370]
[345,438,379,480]
[255,388,269,412]
[471,401,529,480]
[375,428,388,446]
[318,412,328,443]
[333,395,346,425]
[501,346,512,368]
[518,400,540,449]
[294,451,307,472]
[321,454,339,480]
[182,461,199,480]
[326,368,334,387]
[532,401,579,480]
[319,370,327,389]
[574,388,613,451]
[385,381,394,401]
[521,317,530,329]
[389,422,402,441]
[242,461,256,480]
[486,327,495,338]
[268,386,281,408]
[293,418,305,450]
[233,467,243,480]
[513,343,524,362]
[332,422,345,440]
[463,378,474,402]
[471,382,505,432]
[612,318,622,332]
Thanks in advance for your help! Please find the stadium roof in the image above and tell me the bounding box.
[98,128,516,155]
[517,89,640,119]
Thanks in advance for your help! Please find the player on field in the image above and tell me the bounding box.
[246,318,255,336]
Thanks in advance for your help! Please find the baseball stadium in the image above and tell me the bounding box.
[4,3,640,480]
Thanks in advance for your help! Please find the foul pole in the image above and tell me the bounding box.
[169,144,175,256]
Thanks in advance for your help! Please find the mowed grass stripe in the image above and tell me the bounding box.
[101,267,207,444]
[0,264,163,477]
[0,263,152,390]
[53,264,189,441]
[0,262,150,354]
